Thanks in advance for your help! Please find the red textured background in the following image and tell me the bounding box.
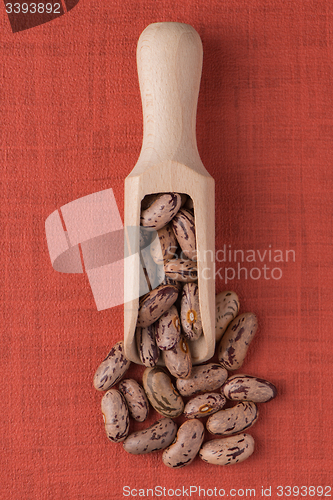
[1,1,333,499]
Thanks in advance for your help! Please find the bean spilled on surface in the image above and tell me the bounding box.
[215,291,240,342]
[162,419,204,468]
[93,341,131,391]
[223,374,277,403]
[101,389,129,443]
[118,379,149,422]
[142,366,184,418]
[206,401,258,436]
[183,393,226,419]
[199,433,255,466]
[176,363,228,397]
[123,418,177,454]
[218,312,258,371]
[93,237,277,470]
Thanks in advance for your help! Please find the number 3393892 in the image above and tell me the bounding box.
[5,3,61,14]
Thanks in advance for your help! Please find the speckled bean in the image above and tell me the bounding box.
[123,418,177,455]
[223,374,277,403]
[181,282,202,341]
[93,341,131,391]
[183,393,226,419]
[137,284,179,328]
[218,312,258,371]
[215,291,240,342]
[162,419,204,468]
[164,259,197,282]
[140,193,182,231]
[150,224,178,264]
[171,208,197,261]
[101,389,129,443]
[118,379,149,422]
[155,305,181,350]
[199,433,255,465]
[162,336,192,379]
[206,401,258,436]
[136,324,159,367]
[142,366,184,418]
[176,363,228,397]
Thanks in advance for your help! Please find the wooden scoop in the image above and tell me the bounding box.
[124,22,215,365]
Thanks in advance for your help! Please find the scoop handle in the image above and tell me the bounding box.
[136,22,204,170]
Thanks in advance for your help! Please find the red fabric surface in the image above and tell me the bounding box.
[1,1,333,499]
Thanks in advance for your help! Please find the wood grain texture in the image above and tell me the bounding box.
[124,22,215,365]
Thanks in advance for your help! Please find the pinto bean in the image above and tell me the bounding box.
[176,363,228,397]
[181,282,202,341]
[93,341,130,391]
[171,208,197,261]
[155,305,181,350]
[136,324,159,367]
[199,433,255,465]
[137,284,179,328]
[183,393,226,419]
[118,379,149,422]
[123,418,177,454]
[140,193,182,231]
[164,259,197,282]
[218,312,258,370]
[206,401,258,436]
[142,366,184,418]
[161,336,192,379]
[223,374,277,403]
[215,291,240,342]
[101,389,129,443]
[162,420,204,468]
